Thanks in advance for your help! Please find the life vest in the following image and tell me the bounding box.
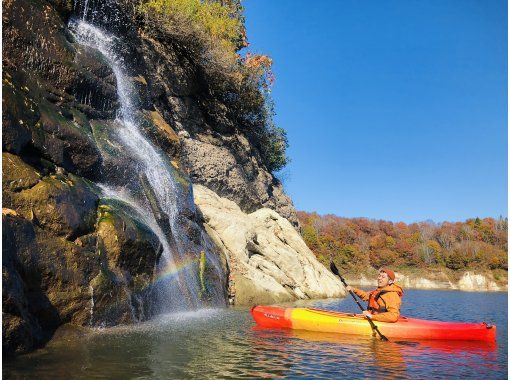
[367,284,403,313]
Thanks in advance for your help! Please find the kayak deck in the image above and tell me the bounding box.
[251,306,496,342]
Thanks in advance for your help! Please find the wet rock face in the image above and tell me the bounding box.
[68,45,119,119]
[3,0,168,356]
[91,200,163,325]
[3,0,75,88]
[14,175,99,240]
[2,74,41,155]
[2,0,297,356]
[2,153,165,355]
[96,200,162,276]
[3,152,100,239]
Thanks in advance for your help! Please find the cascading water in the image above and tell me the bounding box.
[68,6,226,317]
[82,0,89,20]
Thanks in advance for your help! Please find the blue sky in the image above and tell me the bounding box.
[243,0,508,223]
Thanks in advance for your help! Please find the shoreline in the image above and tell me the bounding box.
[344,270,507,292]
[345,284,508,293]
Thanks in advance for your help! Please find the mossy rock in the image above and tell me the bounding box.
[90,119,141,184]
[132,273,152,293]
[96,198,162,276]
[35,99,102,178]
[2,152,41,193]
[93,198,165,323]
[88,270,134,326]
[2,152,42,213]
[13,172,100,239]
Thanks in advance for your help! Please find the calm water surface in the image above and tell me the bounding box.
[4,290,507,379]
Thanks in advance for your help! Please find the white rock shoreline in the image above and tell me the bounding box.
[346,271,507,292]
[193,185,346,306]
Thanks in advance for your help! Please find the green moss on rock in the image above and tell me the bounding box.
[11,172,100,239]
[96,198,162,274]
[2,152,41,193]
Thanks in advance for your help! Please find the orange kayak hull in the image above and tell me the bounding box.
[251,306,496,342]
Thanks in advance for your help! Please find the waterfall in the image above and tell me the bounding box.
[82,0,90,20]
[68,14,225,315]
[89,285,95,325]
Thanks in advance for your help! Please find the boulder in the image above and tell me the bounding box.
[2,153,42,193]
[96,199,162,276]
[5,170,99,240]
[2,194,167,356]
[193,185,345,306]
[92,198,163,325]
[2,213,99,355]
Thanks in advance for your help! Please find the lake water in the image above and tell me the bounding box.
[4,290,507,379]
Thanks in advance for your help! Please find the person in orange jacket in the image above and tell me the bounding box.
[346,268,404,323]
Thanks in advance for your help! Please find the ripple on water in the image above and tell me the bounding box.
[3,291,507,379]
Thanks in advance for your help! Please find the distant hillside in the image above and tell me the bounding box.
[298,212,507,280]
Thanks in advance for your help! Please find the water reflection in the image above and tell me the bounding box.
[4,291,507,379]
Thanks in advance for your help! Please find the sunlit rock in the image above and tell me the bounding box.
[193,185,345,306]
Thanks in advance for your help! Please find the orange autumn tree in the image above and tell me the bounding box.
[297,212,508,276]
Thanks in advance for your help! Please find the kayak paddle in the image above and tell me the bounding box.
[330,261,389,342]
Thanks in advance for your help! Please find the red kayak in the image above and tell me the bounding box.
[251,306,496,342]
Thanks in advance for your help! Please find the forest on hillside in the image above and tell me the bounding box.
[298,212,508,277]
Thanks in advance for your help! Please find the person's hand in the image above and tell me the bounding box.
[345,285,353,292]
[362,310,373,319]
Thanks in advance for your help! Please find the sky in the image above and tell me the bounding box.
[243,0,508,223]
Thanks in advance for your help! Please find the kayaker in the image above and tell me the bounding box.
[346,268,403,322]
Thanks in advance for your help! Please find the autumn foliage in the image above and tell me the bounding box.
[298,213,508,276]
[137,0,288,172]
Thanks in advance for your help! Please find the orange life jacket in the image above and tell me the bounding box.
[367,284,404,313]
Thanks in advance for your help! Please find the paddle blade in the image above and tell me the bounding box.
[329,261,340,276]
[394,340,418,346]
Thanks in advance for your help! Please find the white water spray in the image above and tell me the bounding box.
[69,19,223,313]
[89,285,95,326]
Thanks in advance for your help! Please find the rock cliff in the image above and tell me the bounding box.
[2,0,328,357]
[193,185,345,305]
